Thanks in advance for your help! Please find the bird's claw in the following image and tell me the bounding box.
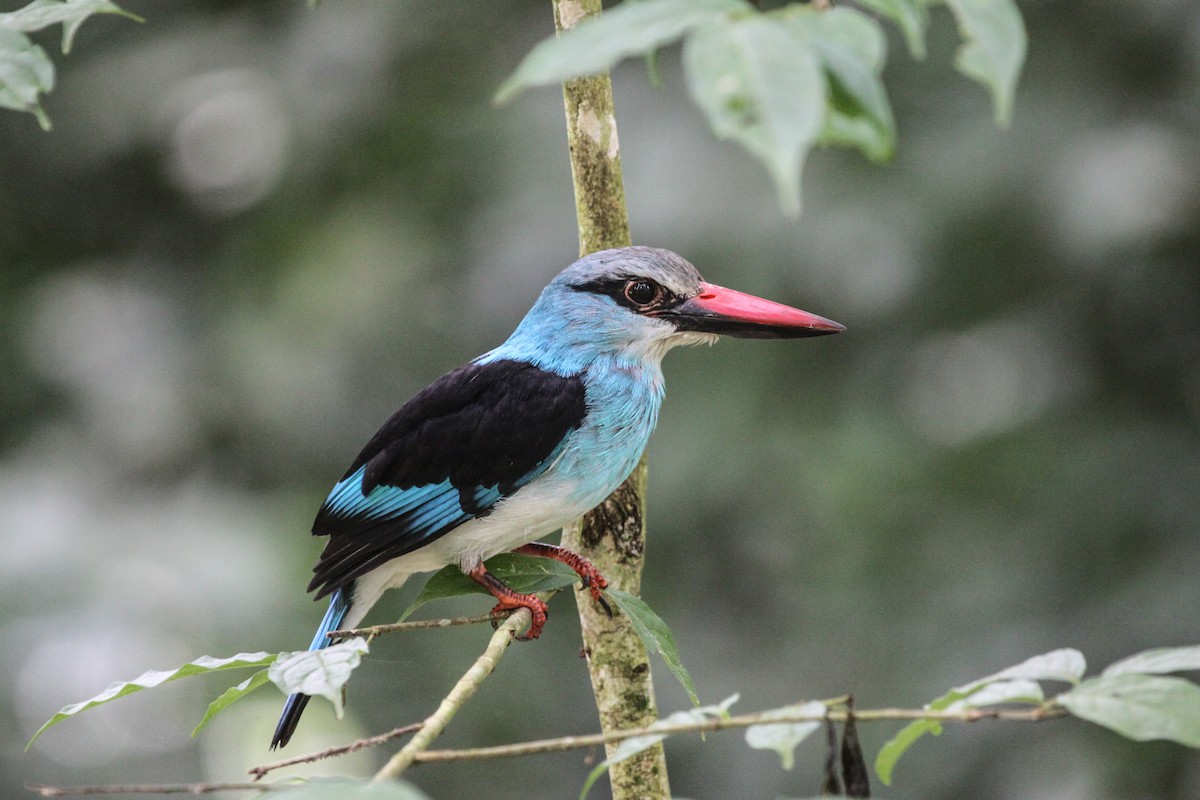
[595,590,613,619]
[489,597,549,640]
[469,560,549,639]
[507,542,612,621]
[578,575,614,618]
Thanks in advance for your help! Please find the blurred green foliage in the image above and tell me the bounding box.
[498,0,1024,213]
[4,1,1199,799]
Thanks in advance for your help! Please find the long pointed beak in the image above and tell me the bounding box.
[653,281,845,339]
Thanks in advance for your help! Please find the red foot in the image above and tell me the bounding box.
[512,542,613,618]
[467,562,550,640]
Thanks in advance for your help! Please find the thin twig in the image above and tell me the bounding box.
[27,782,292,796]
[247,723,423,781]
[370,608,532,782]
[328,611,509,640]
[408,704,1066,764]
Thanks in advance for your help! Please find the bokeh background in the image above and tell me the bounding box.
[4,1,1199,798]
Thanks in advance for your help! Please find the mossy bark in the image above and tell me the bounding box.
[552,2,670,799]
[555,3,631,253]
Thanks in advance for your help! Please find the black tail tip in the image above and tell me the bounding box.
[271,693,311,750]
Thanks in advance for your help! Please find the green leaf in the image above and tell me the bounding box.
[267,778,432,800]
[957,678,1043,706]
[875,648,1083,784]
[0,0,140,128]
[959,647,1087,690]
[942,0,1026,125]
[496,0,748,104]
[780,6,896,162]
[191,668,273,736]
[855,0,928,58]
[0,27,53,129]
[0,0,143,54]
[27,651,275,748]
[744,700,827,770]
[606,587,699,705]
[683,14,825,216]
[1058,673,1200,747]
[875,678,969,786]
[883,675,1046,787]
[1103,645,1200,677]
[579,695,738,800]
[268,638,369,719]
[875,718,942,786]
[399,553,581,621]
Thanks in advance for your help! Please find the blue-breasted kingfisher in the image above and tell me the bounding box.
[271,246,843,748]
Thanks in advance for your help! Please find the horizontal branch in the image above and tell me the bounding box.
[329,611,510,640]
[28,782,292,796]
[410,704,1066,765]
[29,702,1066,796]
[248,722,423,781]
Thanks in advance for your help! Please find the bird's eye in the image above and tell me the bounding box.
[623,279,662,308]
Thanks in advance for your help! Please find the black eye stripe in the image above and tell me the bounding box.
[571,277,683,312]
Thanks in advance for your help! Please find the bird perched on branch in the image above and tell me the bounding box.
[271,246,842,748]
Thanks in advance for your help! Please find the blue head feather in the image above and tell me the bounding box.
[475,247,719,510]
[480,247,715,376]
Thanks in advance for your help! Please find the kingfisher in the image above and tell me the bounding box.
[271,246,842,748]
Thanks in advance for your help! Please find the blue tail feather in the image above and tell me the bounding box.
[270,586,353,749]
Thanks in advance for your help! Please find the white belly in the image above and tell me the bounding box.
[346,473,599,621]
[344,357,661,624]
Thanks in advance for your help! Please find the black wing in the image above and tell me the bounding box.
[306,358,587,598]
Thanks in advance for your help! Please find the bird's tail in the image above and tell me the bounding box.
[270,586,353,750]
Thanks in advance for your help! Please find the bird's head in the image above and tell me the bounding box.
[499,247,844,373]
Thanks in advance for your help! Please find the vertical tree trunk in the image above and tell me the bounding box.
[552,2,671,798]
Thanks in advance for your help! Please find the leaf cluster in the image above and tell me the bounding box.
[497,0,1025,215]
[26,554,697,746]
[877,645,1200,784]
[0,0,140,129]
[562,645,1200,794]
